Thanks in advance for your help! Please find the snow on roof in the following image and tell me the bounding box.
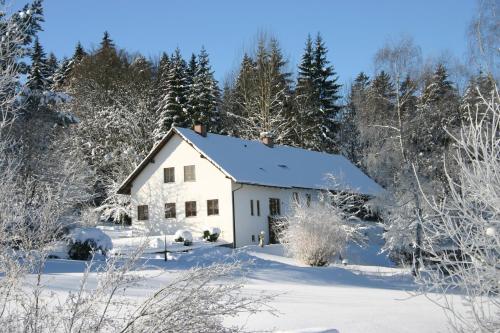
[174,127,384,196]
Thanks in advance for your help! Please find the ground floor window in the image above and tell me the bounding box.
[185,201,197,217]
[138,205,149,220]
[269,198,281,216]
[165,202,176,218]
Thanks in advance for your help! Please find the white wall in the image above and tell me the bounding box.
[232,183,318,247]
[130,134,234,243]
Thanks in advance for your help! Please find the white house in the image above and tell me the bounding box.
[117,125,384,247]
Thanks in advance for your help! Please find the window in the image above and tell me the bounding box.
[306,194,311,207]
[184,165,196,182]
[137,205,149,220]
[269,198,281,216]
[163,167,175,183]
[207,199,219,216]
[165,203,176,218]
[252,235,256,242]
[185,201,197,217]
[250,200,254,216]
[256,200,260,216]
[292,192,299,204]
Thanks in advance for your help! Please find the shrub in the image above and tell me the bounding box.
[68,240,95,260]
[279,199,366,267]
[67,227,112,260]
[174,230,193,246]
[203,227,221,242]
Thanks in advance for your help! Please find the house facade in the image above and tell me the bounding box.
[117,125,384,247]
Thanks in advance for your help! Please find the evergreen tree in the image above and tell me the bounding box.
[188,47,220,131]
[461,72,496,116]
[73,41,87,62]
[56,42,88,88]
[186,53,197,86]
[339,72,370,164]
[26,37,51,92]
[46,52,58,86]
[416,64,460,182]
[293,33,341,152]
[153,48,188,140]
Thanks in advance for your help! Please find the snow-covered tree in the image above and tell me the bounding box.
[339,72,370,165]
[293,33,341,152]
[154,48,189,140]
[187,47,220,131]
[26,37,51,93]
[417,85,500,332]
[223,35,293,143]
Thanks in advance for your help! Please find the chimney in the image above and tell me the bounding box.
[260,132,274,148]
[194,124,207,137]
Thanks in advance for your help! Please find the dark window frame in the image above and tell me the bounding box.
[185,201,197,217]
[163,167,175,183]
[250,200,254,216]
[165,202,176,218]
[256,200,260,216]
[138,205,149,220]
[306,194,312,207]
[269,198,281,216]
[184,165,196,182]
[207,199,219,216]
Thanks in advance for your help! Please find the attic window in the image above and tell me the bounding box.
[278,164,288,169]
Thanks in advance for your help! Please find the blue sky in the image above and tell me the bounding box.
[32,0,475,85]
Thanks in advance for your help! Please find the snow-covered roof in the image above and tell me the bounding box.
[117,127,385,196]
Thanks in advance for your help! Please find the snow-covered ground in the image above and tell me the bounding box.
[34,224,463,333]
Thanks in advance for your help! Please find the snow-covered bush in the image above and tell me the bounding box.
[279,196,366,267]
[174,229,193,246]
[67,227,112,260]
[203,227,221,242]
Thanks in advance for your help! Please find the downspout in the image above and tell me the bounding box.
[231,183,244,248]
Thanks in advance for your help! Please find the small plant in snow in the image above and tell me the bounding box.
[67,227,112,260]
[174,229,193,246]
[203,227,221,242]
[279,191,367,267]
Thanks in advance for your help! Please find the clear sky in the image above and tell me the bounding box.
[31,0,476,86]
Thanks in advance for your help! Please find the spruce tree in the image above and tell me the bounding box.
[46,52,58,87]
[416,64,460,182]
[188,47,220,130]
[339,72,370,164]
[153,48,188,140]
[313,33,342,152]
[293,33,341,152]
[26,37,50,92]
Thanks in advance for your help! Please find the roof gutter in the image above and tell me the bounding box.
[231,183,244,248]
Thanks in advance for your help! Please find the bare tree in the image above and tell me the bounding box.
[467,0,499,80]
[416,86,499,332]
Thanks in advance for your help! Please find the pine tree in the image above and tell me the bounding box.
[188,47,220,130]
[293,33,341,152]
[416,64,460,182]
[56,42,88,88]
[339,72,370,164]
[46,52,58,87]
[186,53,197,86]
[26,37,50,92]
[153,48,188,140]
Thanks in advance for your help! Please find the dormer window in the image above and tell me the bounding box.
[184,165,196,182]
